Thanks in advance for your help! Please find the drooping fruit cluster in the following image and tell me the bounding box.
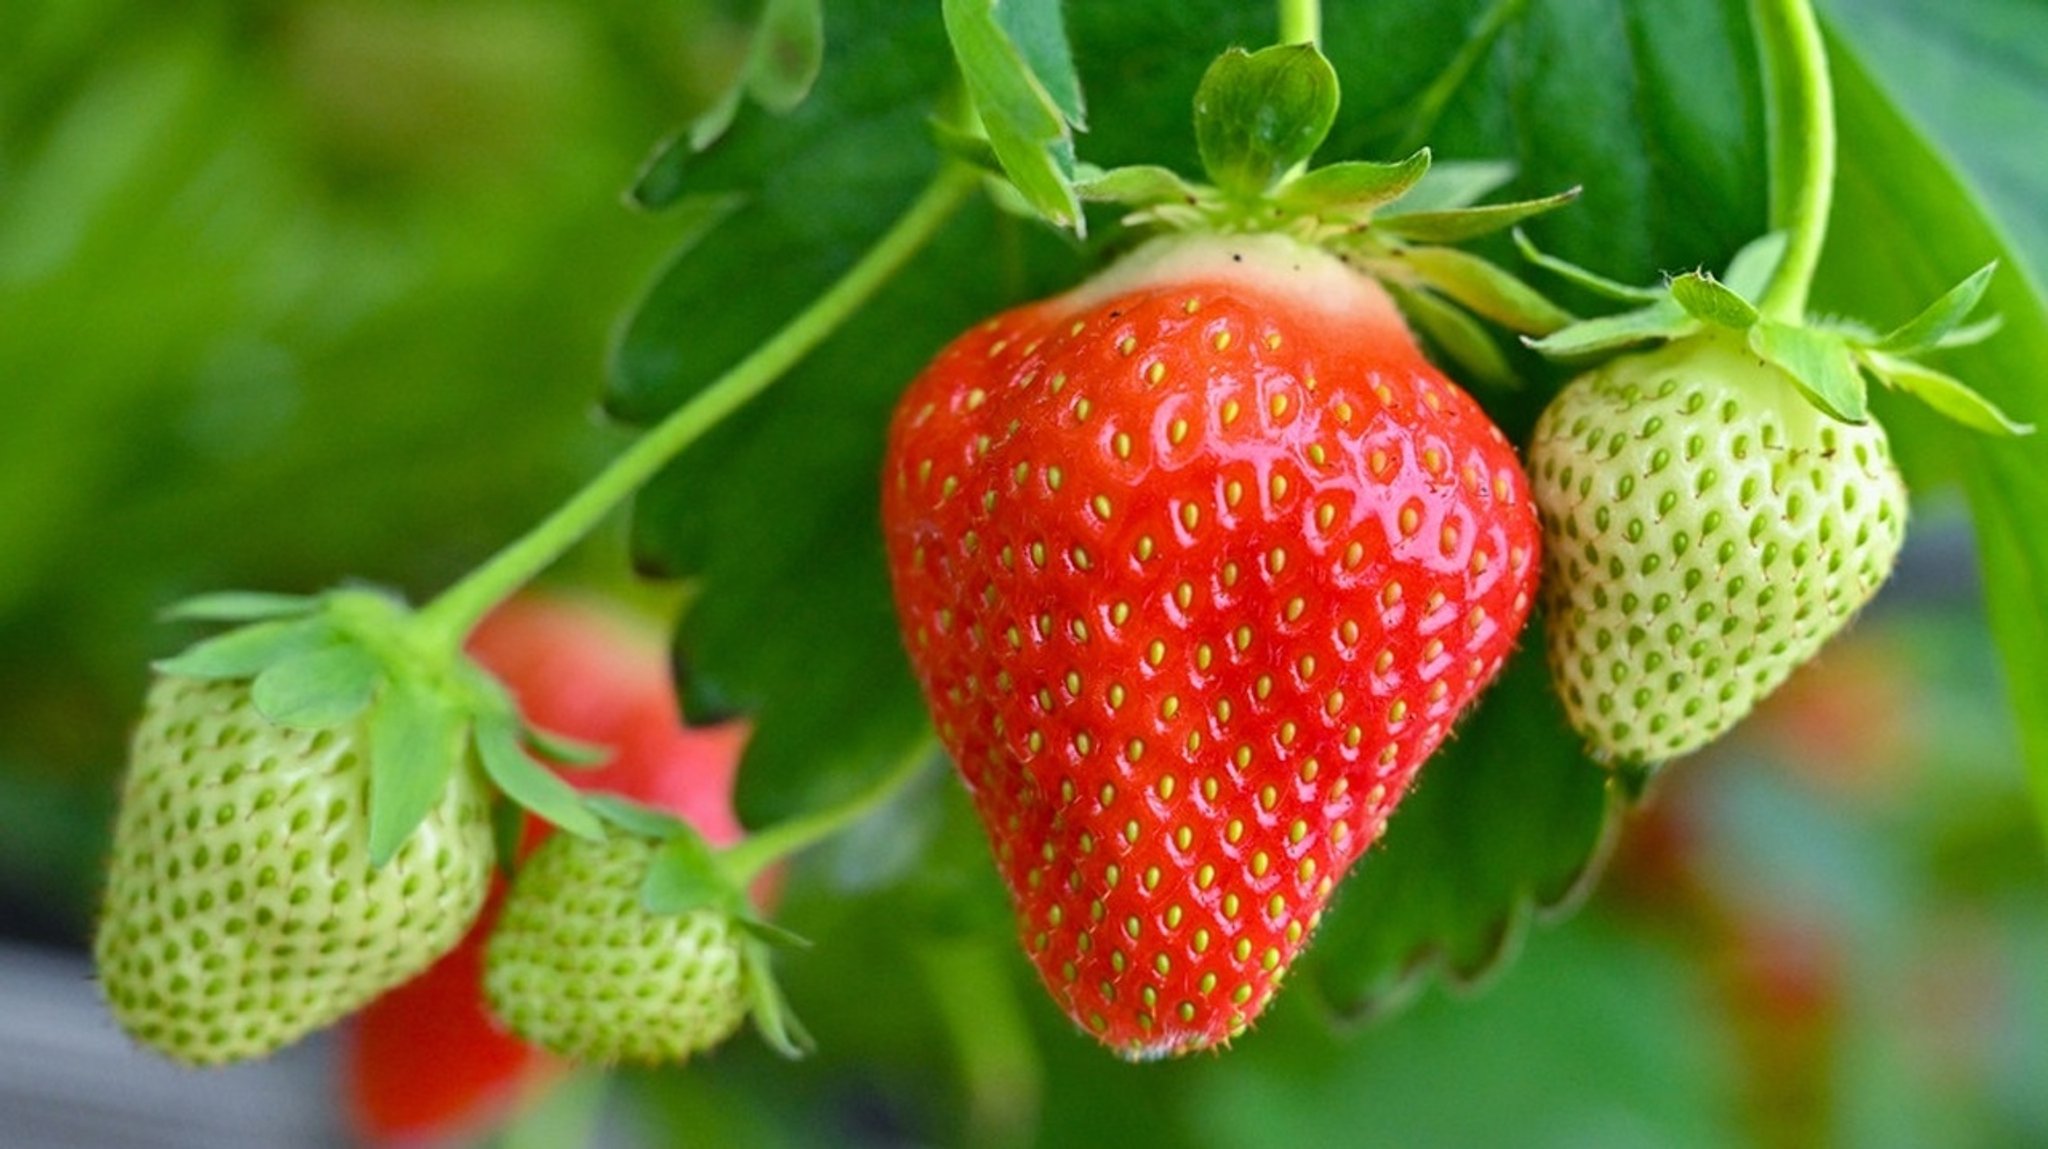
[882,232,1541,1057]
[96,674,495,1066]
[344,595,755,1142]
[1528,333,1907,764]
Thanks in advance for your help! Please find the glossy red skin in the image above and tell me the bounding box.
[345,596,749,1143]
[882,238,1540,1058]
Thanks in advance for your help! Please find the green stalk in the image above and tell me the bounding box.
[1751,0,1835,322]
[719,741,938,883]
[414,164,982,650]
[1279,0,1321,47]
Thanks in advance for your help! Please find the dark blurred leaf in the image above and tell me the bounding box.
[1305,638,1616,1021]
[1812,27,2048,846]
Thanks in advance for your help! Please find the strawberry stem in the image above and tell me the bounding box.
[413,164,982,651]
[719,741,939,884]
[1751,0,1835,322]
[1278,0,1320,47]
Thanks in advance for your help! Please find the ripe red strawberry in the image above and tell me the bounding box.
[346,595,752,1141]
[881,232,1541,1058]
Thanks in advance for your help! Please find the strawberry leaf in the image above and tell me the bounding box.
[1811,21,2048,846]
[1274,151,1433,218]
[942,0,1082,234]
[585,793,690,841]
[249,642,381,729]
[1748,320,1870,422]
[159,590,320,623]
[1873,261,1999,355]
[1512,230,1664,304]
[522,724,613,769]
[1074,163,1204,209]
[1668,271,1760,329]
[1391,245,1574,335]
[743,938,815,1058]
[475,716,606,842]
[742,0,825,115]
[1525,300,1694,359]
[1193,44,1340,201]
[640,829,733,915]
[151,616,338,681]
[1862,351,2034,436]
[1374,187,1580,244]
[366,676,466,868]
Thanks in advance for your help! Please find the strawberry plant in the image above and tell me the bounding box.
[36,0,2045,1140]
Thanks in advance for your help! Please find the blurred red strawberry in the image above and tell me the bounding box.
[343,594,750,1145]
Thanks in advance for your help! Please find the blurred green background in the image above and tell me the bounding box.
[2,1,2043,1146]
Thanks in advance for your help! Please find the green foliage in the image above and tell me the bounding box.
[606,0,2048,1030]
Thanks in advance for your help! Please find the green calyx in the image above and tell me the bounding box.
[154,586,609,868]
[1521,232,2031,435]
[1060,43,1575,386]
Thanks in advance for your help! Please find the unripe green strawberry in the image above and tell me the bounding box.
[1528,333,1908,765]
[96,675,494,1065]
[483,832,749,1064]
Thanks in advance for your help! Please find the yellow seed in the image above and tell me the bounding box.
[1181,503,1202,531]
[1270,472,1289,501]
[1196,864,1216,890]
[1134,535,1154,561]
[1225,479,1244,506]
[1146,361,1166,385]
[1048,466,1065,491]
[1114,431,1133,459]
[1270,393,1290,420]
[1118,336,1137,356]
[1107,683,1127,709]
[1344,541,1365,568]
[1221,398,1242,425]
[1092,494,1113,520]
[1146,639,1166,667]
[1169,418,1190,444]
[1213,328,1233,351]
[1317,503,1336,530]
[1175,582,1194,609]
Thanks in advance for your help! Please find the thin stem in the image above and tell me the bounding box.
[1278,0,1321,47]
[1751,0,1834,321]
[414,164,982,649]
[719,741,939,884]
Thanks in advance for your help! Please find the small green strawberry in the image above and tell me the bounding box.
[96,674,495,1065]
[482,799,808,1065]
[95,588,606,1065]
[1522,235,2029,768]
[1529,331,1906,764]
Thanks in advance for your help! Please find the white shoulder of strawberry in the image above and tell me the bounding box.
[948,40,1580,390]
